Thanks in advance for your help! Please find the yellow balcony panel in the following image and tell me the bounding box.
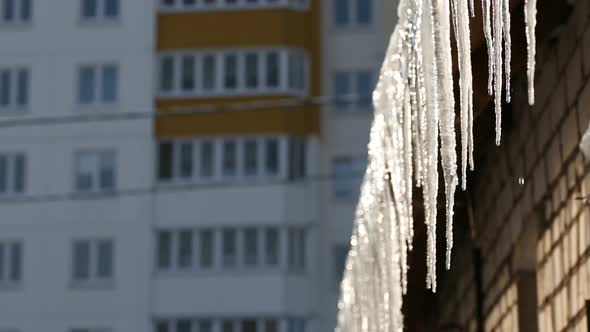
[155,97,320,138]
[158,9,316,50]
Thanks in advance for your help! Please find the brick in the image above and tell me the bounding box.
[558,19,578,73]
[498,185,513,221]
[567,161,579,192]
[566,49,584,107]
[561,108,580,159]
[533,161,547,203]
[573,0,590,39]
[578,80,590,134]
[584,28,590,75]
[535,50,558,111]
[536,108,551,151]
[523,136,538,176]
[520,181,534,218]
[549,80,568,132]
[546,138,563,184]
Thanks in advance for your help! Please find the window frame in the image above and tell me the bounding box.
[76,63,120,111]
[70,238,115,288]
[0,0,33,26]
[79,0,120,24]
[0,152,26,196]
[157,48,308,98]
[332,155,366,200]
[0,67,30,113]
[158,0,309,12]
[155,226,294,274]
[332,69,375,113]
[333,0,373,28]
[0,240,23,289]
[156,135,287,185]
[73,149,117,194]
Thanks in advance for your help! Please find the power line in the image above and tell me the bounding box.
[0,95,374,129]
[0,171,367,205]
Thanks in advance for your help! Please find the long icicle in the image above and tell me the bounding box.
[451,0,473,191]
[434,0,458,272]
[482,0,495,95]
[493,0,504,145]
[503,0,512,103]
[525,0,537,105]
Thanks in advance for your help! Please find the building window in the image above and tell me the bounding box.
[157,49,307,98]
[0,67,29,112]
[333,156,366,199]
[222,229,237,268]
[0,0,32,25]
[155,319,288,332]
[334,0,372,27]
[74,150,116,193]
[287,319,306,332]
[200,140,215,179]
[80,0,119,21]
[181,55,196,92]
[288,137,306,181]
[243,139,258,177]
[71,239,114,286]
[222,139,237,178]
[159,0,308,11]
[244,228,258,267]
[202,54,217,92]
[0,241,22,287]
[266,51,280,88]
[333,244,349,286]
[265,138,280,176]
[223,54,238,90]
[158,136,287,183]
[0,153,26,195]
[159,56,175,93]
[157,229,216,271]
[156,226,296,273]
[77,64,119,108]
[288,52,306,91]
[244,53,259,89]
[333,70,374,112]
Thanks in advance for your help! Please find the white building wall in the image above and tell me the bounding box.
[318,0,396,330]
[0,0,156,331]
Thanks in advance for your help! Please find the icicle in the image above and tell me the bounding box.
[525,0,537,105]
[503,0,512,103]
[493,0,504,145]
[421,0,441,291]
[434,0,458,271]
[482,0,494,95]
[451,0,473,191]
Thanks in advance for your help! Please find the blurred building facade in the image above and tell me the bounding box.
[0,0,392,331]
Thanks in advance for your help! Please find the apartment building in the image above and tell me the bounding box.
[0,0,392,331]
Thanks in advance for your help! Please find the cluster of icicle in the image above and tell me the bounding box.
[336,0,537,330]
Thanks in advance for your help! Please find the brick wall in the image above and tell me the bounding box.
[438,1,590,331]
